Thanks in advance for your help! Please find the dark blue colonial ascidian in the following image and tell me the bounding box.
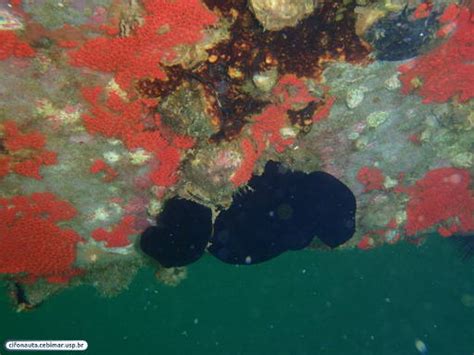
[139,198,212,267]
[449,233,474,261]
[364,6,439,61]
[140,161,357,267]
[208,161,357,265]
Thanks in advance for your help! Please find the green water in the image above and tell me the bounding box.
[1,236,473,355]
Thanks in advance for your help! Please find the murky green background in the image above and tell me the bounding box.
[1,236,473,355]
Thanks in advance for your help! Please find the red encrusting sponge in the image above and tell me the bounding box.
[399,5,474,103]
[69,0,217,89]
[0,31,35,60]
[81,88,195,187]
[396,168,474,236]
[231,75,334,187]
[0,120,57,180]
[0,193,83,284]
[357,166,385,192]
[91,215,137,248]
[90,159,118,182]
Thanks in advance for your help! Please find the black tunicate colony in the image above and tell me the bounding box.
[140,161,357,267]
[140,198,212,267]
[364,7,439,61]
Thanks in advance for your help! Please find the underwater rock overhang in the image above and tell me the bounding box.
[1,0,474,308]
